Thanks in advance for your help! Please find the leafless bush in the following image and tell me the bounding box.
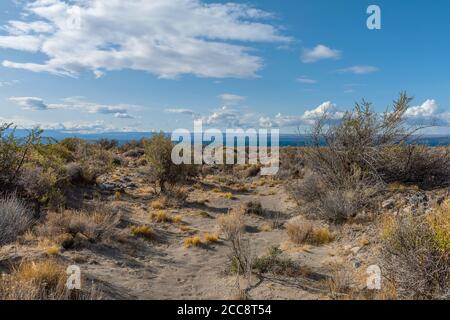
[378,145,450,190]
[36,209,120,248]
[382,213,449,299]
[287,170,324,205]
[0,194,34,245]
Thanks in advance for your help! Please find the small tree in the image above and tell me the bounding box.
[144,133,195,193]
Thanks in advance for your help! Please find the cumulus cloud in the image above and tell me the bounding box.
[301,45,341,63]
[0,0,289,79]
[259,101,344,128]
[404,99,450,126]
[338,65,379,74]
[114,113,134,119]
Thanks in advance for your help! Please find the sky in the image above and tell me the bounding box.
[0,0,449,134]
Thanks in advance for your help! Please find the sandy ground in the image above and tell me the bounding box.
[0,164,385,300]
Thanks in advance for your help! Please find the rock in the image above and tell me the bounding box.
[350,246,361,255]
[382,199,395,210]
[353,260,362,268]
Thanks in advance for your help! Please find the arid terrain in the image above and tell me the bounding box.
[0,96,449,300]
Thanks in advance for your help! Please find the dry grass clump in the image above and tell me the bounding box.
[0,194,34,245]
[381,206,449,299]
[286,220,334,245]
[151,211,172,223]
[326,263,355,299]
[151,196,168,209]
[173,215,183,224]
[0,260,101,300]
[184,236,202,248]
[36,209,120,249]
[131,225,154,240]
[223,192,235,200]
[203,233,219,244]
[217,211,244,240]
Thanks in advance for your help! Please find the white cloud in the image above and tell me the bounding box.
[219,94,246,105]
[0,0,289,79]
[0,116,116,133]
[405,99,438,117]
[296,76,317,84]
[165,108,198,116]
[338,65,379,74]
[260,101,344,128]
[8,96,48,110]
[115,112,134,119]
[404,99,450,126]
[301,45,341,63]
[9,95,136,118]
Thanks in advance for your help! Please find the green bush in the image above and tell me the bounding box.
[144,133,197,193]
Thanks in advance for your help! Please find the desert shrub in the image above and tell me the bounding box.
[0,123,43,191]
[286,220,334,245]
[143,133,197,193]
[96,138,118,150]
[277,147,306,179]
[287,170,324,205]
[122,148,145,158]
[377,145,450,190]
[243,201,263,215]
[0,260,101,300]
[381,209,449,299]
[0,194,34,245]
[218,211,244,240]
[299,92,450,223]
[36,209,120,248]
[252,246,301,276]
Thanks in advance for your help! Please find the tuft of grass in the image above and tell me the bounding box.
[426,202,450,252]
[151,196,168,210]
[286,220,334,245]
[179,225,192,232]
[184,236,202,248]
[212,188,222,193]
[203,233,219,244]
[258,224,272,232]
[131,225,154,239]
[114,191,121,201]
[151,211,172,223]
[173,215,183,224]
[223,192,235,200]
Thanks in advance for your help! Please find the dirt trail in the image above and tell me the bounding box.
[74,167,339,300]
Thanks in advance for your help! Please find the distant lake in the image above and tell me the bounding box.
[7,129,450,147]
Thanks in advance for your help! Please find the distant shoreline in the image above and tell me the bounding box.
[6,129,450,147]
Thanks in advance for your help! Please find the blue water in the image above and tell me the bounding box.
[7,129,450,147]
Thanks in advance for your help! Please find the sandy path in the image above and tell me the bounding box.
[62,171,334,300]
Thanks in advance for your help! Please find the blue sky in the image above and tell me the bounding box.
[0,0,449,133]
